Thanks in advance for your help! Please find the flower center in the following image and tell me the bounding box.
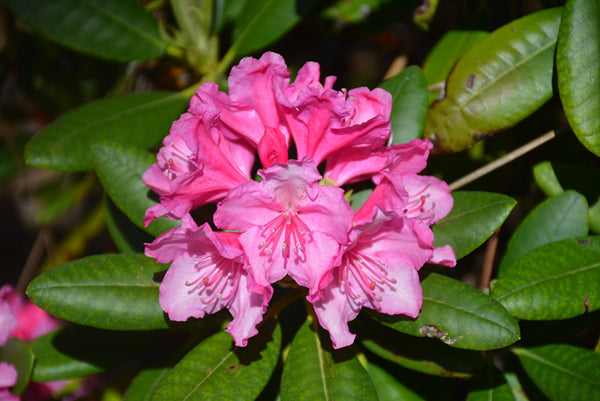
[403,181,435,220]
[258,211,312,260]
[184,254,241,305]
[162,141,200,180]
[339,251,396,303]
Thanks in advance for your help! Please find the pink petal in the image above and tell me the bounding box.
[0,301,16,346]
[215,159,353,296]
[353,173,408,224]
[429,245,457,267]
[312,273,360,349]
[258,126,289,168]
[0,362,17,388]
[401,173,454,225]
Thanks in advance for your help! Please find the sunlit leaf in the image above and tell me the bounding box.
[557,0,600,156]
[25,92,188,172]
[3,0,165,61]
[151,321,281,401]
[379,66,428,143]
[513,344,600,401]
[498,190,588,273]
[27,253,170,330]
[93,142,178,237]
[423,30,488,88]
[382,273,520,350]
[432,191,516,260]
[492,236,600,320]
[280,318,378,401]
[424,8,562,152]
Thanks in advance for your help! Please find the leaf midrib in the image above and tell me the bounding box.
[423,295,519,336]
[516,348,600,387]
[494,260,600,300]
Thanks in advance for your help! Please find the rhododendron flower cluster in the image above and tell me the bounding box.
[143,52,456,348]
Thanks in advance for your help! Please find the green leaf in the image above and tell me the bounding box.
[423,8,562,152]
[366,362,425,401]
[124,366,172,401]
[432,191,516,260]
[492,236,600,320]
[379,66,428,143]
[280,318,378,401]
[382,273,520,350]
[0,338,34,395]
[3,0,165,61]
[498,190,588,273]
[93,142,178,237]
[533,161,564,197]
[231,0,317,56]
[25,91,188,172]
[423,30,488,102]
[27,253,170,330]
[361,322,484,378]
[104,195,151,253]
[557,0,600,156]
[513,344,600,401]
[466,366,515,401]
[31,326,163,381]
[151,321,281,401]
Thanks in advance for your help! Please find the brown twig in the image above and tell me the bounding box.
[479,230,499,291]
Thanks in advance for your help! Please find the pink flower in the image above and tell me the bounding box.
[0,286,62,400]
[214,158,354,300]
[0,361,19,401]
[286,84,392,166]
[324,138,432,186]
[143,108,254,224]
[312,175,456,348]
[145,215,271,347]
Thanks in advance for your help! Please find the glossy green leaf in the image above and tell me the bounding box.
[124,366,172,401]
[533,161,564,197]
[513,344,600,401]
[492,236,600,320]
[379,66,428,143]
[423,30,488,102]
[498,190,588,273]
[280,318,377,401]
[382,273,520,350]
[93,142,178,237]
[361,323,484,377]
[0,338,34,395]
[466,366,514,401]
[3,0,165,61]
[432,191,516,260]
[151,321,281,401]
[25,91,188,172]
[27,253,169,330]
[424,8,562,152]
[31,326,163,381]
[104,195,150,254]
[366,362,424,401]
[557,0,600,156]
[231,0,317,56]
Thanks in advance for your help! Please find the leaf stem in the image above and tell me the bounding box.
[449,130,557,191]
